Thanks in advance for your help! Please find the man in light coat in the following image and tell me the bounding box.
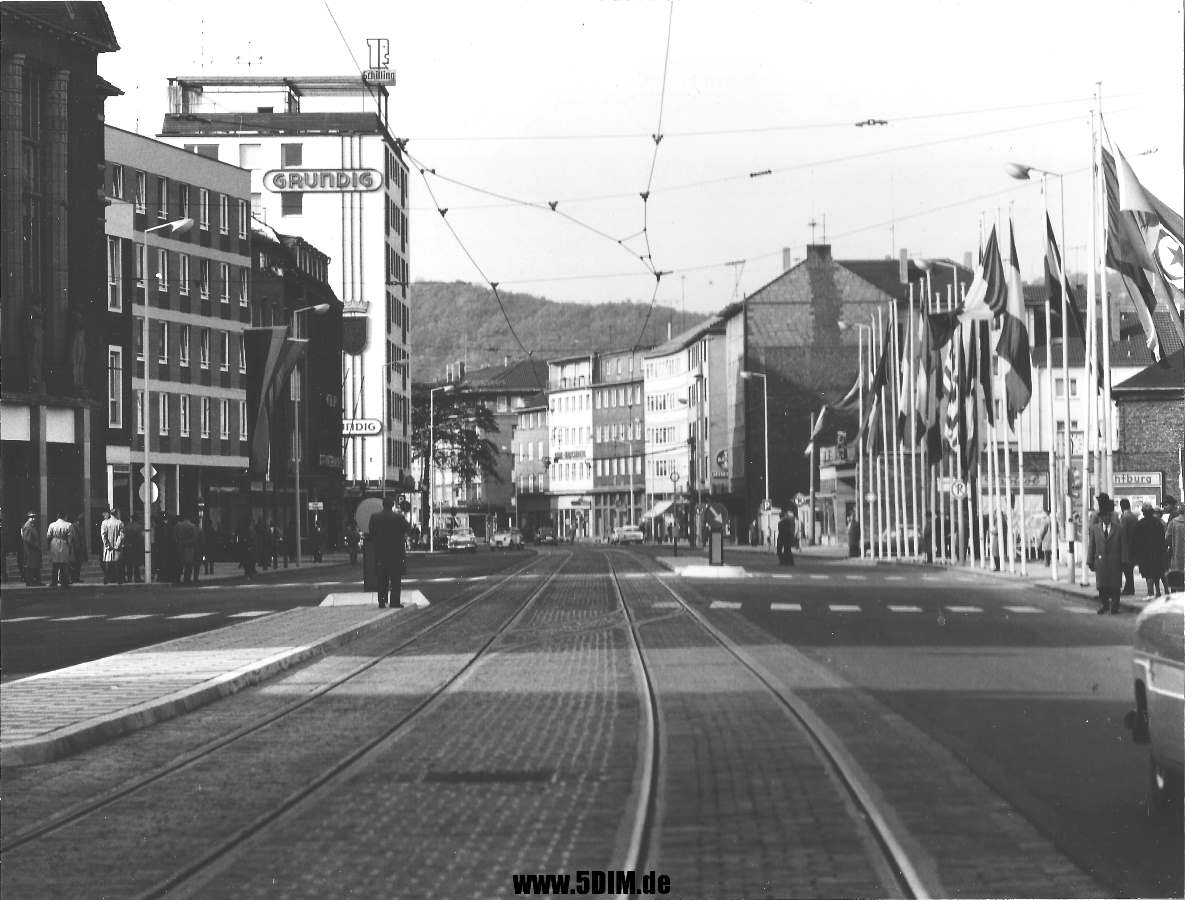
[46,510,77,588]
[1087,493,1128,615]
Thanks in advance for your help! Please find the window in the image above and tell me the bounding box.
[135,244,145,288]
[1069,378,1079,398]
[239,399,248,440]
[107,237,122,310]
[200,397,210,438]
[184,144,219,160]
[156,176,168,218]
[179,324,190,367]
[219,194,229,234]
[179,183,189,218]
[156,393,169,435]
[281,143,303,167]
[179,396,190,437]
[281,192,303,217]
[156,248,168,293]
[179,254,190,295]
[112,164,124,199]
[199,188,209,229]
[1055,378,1065,398]
[238,266,248,307]
[220,332,230,371]
[200,329,210,369]
[135,322,144,362]
[238,338,246,373]
[107,347,123,427]
[239,144,261,169]
[219,262,230,302]
[134,171,146,212]
[158,321,169,364]
[199,259,210,298]
[219,399,230,439]
[136,390,144,435]
[238,199,248,238]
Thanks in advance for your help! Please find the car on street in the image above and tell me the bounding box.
[1124,592,1184,815]
[535,526,557,546]
[490,528,523,550]
[610,526,645,544]
[446,528,478,553]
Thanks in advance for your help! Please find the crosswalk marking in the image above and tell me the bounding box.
[710,600,742,610]
[944,605,983,613]
[829,604,861,612]
[770,602,801,612]
[169,612,216,620]
[1063,606,1094,614]
[1003,605,1044,614]
[887,605,922,613]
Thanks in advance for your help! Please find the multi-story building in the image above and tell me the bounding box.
[250,218,344,549]
[102,126,252,532]
[510,396,550,535]
[158,75,411,507]
[547,355,595,539]
[590,349,646,538]
[1,3,119,552]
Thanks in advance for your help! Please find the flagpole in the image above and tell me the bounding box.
[858,325,866,558]
[1080,106,1099,586]
[942,284,954,564]
[871,314,882,560]
[878,306,891,558]
[1097,85,1115,496]
[890,300,906,559]
[1041,176,1060,583]
[954,296,966,566]
[909,285,921,559]
[1058,182,1074,585]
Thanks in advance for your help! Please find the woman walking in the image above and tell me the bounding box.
[1132,503,1168,598]
[1165,503,1185,595]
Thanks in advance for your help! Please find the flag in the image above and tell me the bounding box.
[244,327,308,476]
[830,372,861,414]
[803,405,829,457]
[997,220,1033,422]
[1102,126,1185,359]
[857,322,893,445]
[1044,213,1085,340]
[960,226,1008,321]
[959,324,981,476]
[943,340,959,451]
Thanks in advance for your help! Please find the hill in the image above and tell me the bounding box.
[408,281,708,381]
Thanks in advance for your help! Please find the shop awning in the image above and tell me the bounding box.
[641,499,674,520]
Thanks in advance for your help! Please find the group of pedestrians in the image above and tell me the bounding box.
[14,507,146,587]
[1087,493,1185,615]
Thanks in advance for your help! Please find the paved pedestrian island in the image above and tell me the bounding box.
[0,605,397,767]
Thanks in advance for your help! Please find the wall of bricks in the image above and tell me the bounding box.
[1116,394,1185,501]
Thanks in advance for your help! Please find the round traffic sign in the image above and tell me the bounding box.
[670,471,679,484]
[950,479,968,499]
[138,483,159,504]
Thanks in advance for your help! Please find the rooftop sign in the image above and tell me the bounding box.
[264,169,383,193]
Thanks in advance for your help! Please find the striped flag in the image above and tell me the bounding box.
[997,220,1033,422]
[1045,213,1085,340]
[960,226,1008,321]
[244,327,308,476]
[803,405,829,457]
[943,340,959,451]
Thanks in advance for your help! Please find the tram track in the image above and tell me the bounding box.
[605,548,937,900]
[0,551,565,860]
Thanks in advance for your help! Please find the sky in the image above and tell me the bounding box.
[100,0,1184,317]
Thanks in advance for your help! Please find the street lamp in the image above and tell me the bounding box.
[1007,160,1072,585]
[740,369,770,547]
[838,320,872,559]
[428,383,455,552]
[291,302,332,567]
[141,217,194,581]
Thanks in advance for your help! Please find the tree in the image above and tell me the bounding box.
[410,382,501,536]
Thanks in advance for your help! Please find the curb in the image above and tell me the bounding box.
[0,607,394,767]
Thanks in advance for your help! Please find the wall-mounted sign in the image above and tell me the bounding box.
[264,169,383,193]
[342,418,382,436]
[1113,471,1162,489]
[342,313,368,356]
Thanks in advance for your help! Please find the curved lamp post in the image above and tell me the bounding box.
[291,302,331,567]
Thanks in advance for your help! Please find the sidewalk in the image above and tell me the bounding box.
[0,603,398,767]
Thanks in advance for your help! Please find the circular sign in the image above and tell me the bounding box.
[715,449,729,472]
[760,498,772,512]
[670,471,679,484]
[794,492,807,505]
[138,483,159,504]
[950,480,968,499]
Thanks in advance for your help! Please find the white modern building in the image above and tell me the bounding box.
[159,75,411,502]
[547,355,595,539]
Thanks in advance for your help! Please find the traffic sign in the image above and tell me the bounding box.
[670,471,679,484]
[307,501,324,511]
[794,492,807,505]
[138,483,159,504]
[342,418,382,436]
[864,492,877,501]
[950,480,968,499]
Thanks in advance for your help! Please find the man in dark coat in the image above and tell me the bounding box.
[776,510,797,566]
[1087,493,1128,615]
[1118,498,1139,596]
[368,497,409,608]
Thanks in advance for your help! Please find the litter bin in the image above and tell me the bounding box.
[708,523,724,566]
[362,536,378,591]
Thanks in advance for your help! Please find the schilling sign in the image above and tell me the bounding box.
[264,169,383,193]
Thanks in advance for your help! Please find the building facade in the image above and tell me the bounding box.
[102,126,252,536]
[1,3,119,553]
[158,75,411,506]
[590,349,646,538]
[547,356,595,540]
[510,396,550,535]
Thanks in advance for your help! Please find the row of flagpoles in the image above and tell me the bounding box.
[817,94,1184,582]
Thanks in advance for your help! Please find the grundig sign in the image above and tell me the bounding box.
[264,169,383,193]
[342,418,382,437]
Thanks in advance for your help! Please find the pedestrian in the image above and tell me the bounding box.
[1118,498,1139,596]
[310,522,323,562]
[159,513,181,585]
[173,511,200,584]
[46,510,76,588]
[238,521,257,578]
[70,512,88,583]
[123,517,144,583]
[776,509,797,566]
[1087,493,1128,614]
[254,519,269,571]
[344,519,360,565]
[367,497,408,608]
[21,511,42,586]
[98,509,111,581]
[202,517,216,575]
[1132,503,1167,598]
[847,512,861,558]
[101,507,126,584]
[269,521,282,569]
[1165,503,1185,595]
[1037,509,1053,567]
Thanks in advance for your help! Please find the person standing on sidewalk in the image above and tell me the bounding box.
[123,517,144,583]
[174,512,200,584]
[21,511,42,585]
[1087,493,1127,614]
[101,507,125,584]
[1037,509,1053,567]
[1118,499,1139,596]
[46,510,76,588]
[776,509,797,566]
[1165,503,1185,595]
[1132,503,1167,598]
[344,519,360,565]
[368,497,408,608]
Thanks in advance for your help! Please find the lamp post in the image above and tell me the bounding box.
[428,383,455,552]
[740,369,769,546]
[141,217,194,581]
[838,320,871,558]
[291,303,332,567]
[1007,161,1071,584]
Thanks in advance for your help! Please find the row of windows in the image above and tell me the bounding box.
[111,165,247,237]
[551,426,590,446]
[595,457,642,477]
[517,411,546,430]
[107,238,247,310]
[645,392,677,413]
[595,384,641,409]
[646,425,680,445]
[130,323,244,373]
[598,422,642,443]
[550,392,591,414]
[551,461,592,482]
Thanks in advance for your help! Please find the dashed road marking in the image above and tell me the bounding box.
[109,614,155,621]
[169,612,217,619]
[945,605,983,613]
[829,604,862,613]
[885,575,905,581]
[649,600,681,609]
[808,574,828,580]
[770,602,801,612]
[3,616,50,623]
[227,610,275,618]
[709,600,742,610]
[887,605,923,613]
[771,574,795,580]
[55,615,104,622]
[1004,605,1044,614]
[1063,606,1095,615]
[844,574,868,580]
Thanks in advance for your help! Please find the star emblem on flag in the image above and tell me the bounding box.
[1154,226,1184,290]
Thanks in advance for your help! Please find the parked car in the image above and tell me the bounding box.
[610,526,645,545]
[1124,592,1184,816]
[490,528,524,550]
[446,528,478,553]
[535,526,557,546]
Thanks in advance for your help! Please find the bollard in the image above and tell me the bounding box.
[708,523,724,566]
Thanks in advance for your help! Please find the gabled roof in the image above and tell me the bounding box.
[1112,350,1184,393]
[459,359,549,394]
[644,314,727,359]
[2,2,120,52]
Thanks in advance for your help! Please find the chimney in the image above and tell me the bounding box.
[667,321,672,340]
[898,248,909,284]
[805,244,831,263]
[783,247,795,271]
[445,363,453,382]
[456,360,465,381]
[503,355,509,368]
[963,251,973,271]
